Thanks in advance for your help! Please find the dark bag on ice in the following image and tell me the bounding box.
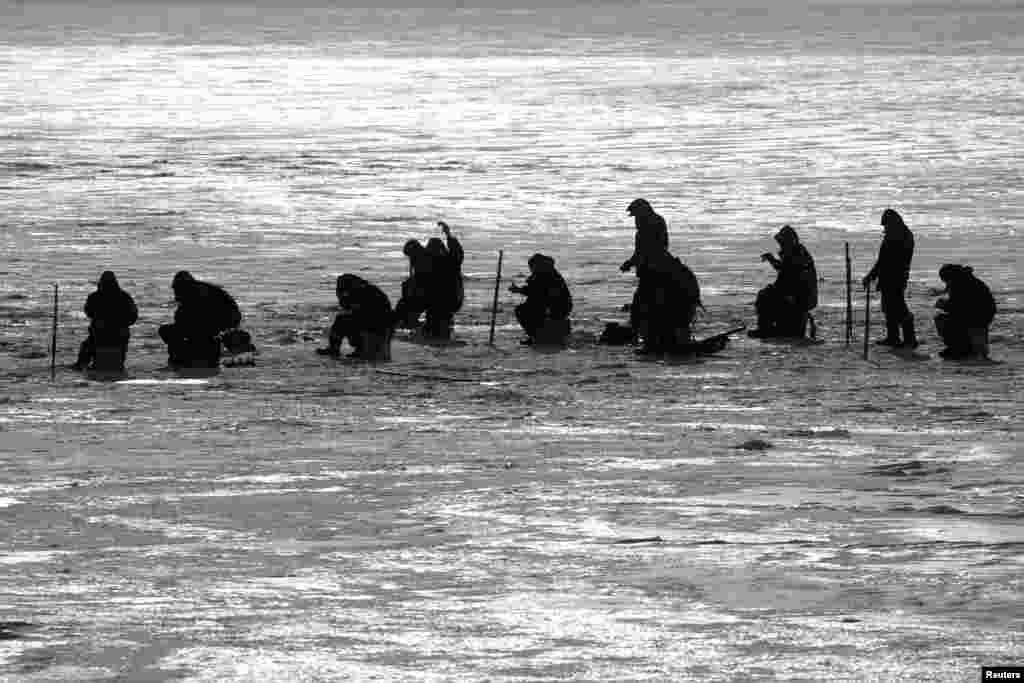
[599,322,635,346]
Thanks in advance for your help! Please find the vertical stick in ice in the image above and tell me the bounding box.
[50,283,58,380]
[845,243,853,346]
[862,283,871,361]
[488,250,503,346]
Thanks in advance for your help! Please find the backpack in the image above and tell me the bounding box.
[675,260,701,309]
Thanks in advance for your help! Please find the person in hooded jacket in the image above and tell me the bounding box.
[621,198,670,342]
[317,274,394,359]
[934,264,996,359]
[749,225,818,338]
[621,198,669,273]
[393,239,433,329]
[158,271,243,367]
[863,208,917,348]
[73,270,139,371]
[508,253,573,344]
[421,221,464,339]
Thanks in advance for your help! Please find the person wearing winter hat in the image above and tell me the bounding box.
[621,198,671,345]
[749,225,818,339]
[72,270,138,371]
[158,270,243,368]
[934,264,996,359]
[421,221,464,339]
[508,253,573,345]
[393,222,464,339]
[393,239,432,329]
[317,273,394,360]
[863,208,917,348]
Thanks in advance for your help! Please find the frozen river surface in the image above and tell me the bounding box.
[1,330,1021,681]
[1,0,1022,680]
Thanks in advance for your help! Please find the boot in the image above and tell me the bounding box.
[900,316,918,349]
[73,339,93,371]
[316,341,340,357]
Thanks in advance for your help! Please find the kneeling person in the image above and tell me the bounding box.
[318,274,393,360]
[509,254,572,345]
[73,271,139,371]
[749,225,817,338]
[934,264,995,359]
[158,271,243,368]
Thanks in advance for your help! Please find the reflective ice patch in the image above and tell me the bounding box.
[0,550,66,565]
[116,378,211,385]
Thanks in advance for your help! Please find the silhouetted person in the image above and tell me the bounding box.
[640,249,701,353]
[428,220,464,337]
[863,208,917,348]
[934,264,996,360]
[393,239,432,329]
[158,271,242,368]
[509,253,572,344]
[393,222,464,339]
[73,271,138,371]
[418,221,464,339]
[749,225,818,338]
[317,274,394,359]
[621,198,670,341]
[621,198,669,273]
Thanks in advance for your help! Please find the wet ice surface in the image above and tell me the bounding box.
[1,328,1022,681]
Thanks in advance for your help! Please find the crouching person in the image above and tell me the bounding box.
[749,225,818,339]
[393,239,432,329]
[318,274,393,360]
[641,250,702,353]
[934,264,996,360]
[392,221,465,341]
[73,270,138,371]
[508,253,572,345]
[158,271,243,368]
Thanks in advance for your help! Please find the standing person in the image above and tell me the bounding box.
[749,225,818,338]
[158,271,243,368]
[934,264,996,359]
[72,270,138,371]
[620,198,670,344]
[508,253,573,345]
[862,208,917,348]
[421,221,464,339]
[317,274,394,360]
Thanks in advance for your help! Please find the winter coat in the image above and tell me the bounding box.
[174,281,242,338]
[939,268,996,327]
[868,226,914,291]
[627,212,670,271]
[774,243,818,311]
[85,286,138,329]
[426,235,465,313]
[519,267,573,320]
[337,274,393,334]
